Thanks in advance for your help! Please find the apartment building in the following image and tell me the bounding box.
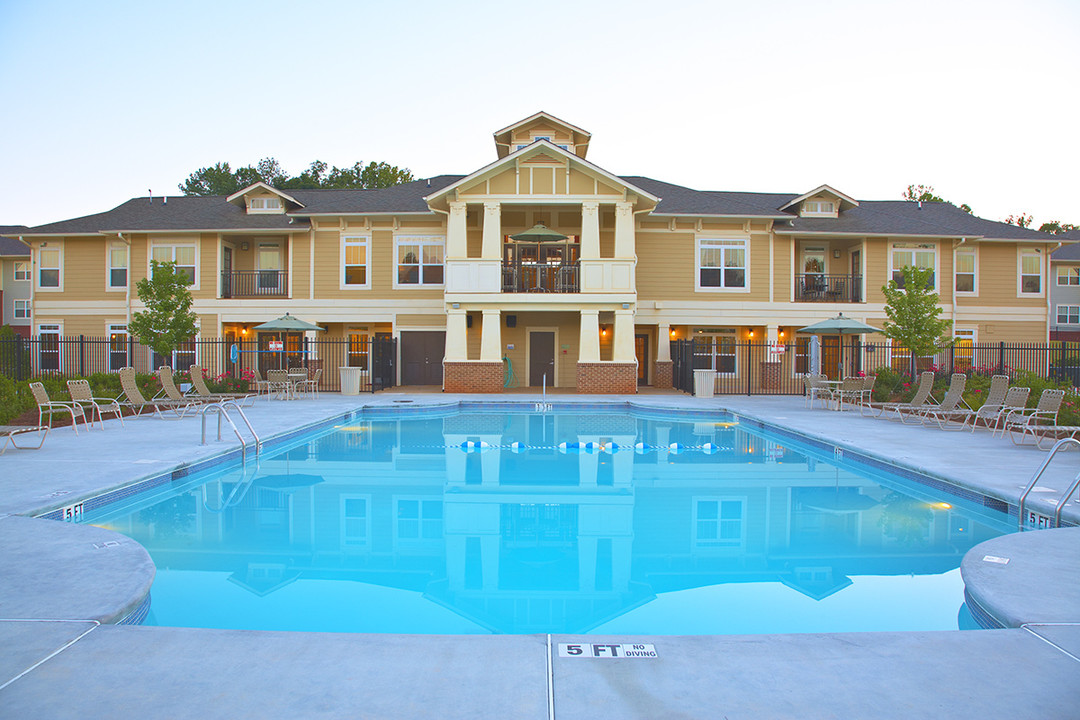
[1048,229,1080,341]
[0,227,31,336]
[14,112,1064,392]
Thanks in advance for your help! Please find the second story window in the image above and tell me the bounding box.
[14,261,30,281]
[1057,305,1080,325]
[395,236,444,287]
[341,236,370,288]
[954,247,976,294]
[1019,249,1043,295]
[802,200,836,216]
[151,245,196,285]
[38,247,61,289]
[108,243,128,289]
[890,244,936,290]
[1057,266,1080,286]
[696,238,747,291]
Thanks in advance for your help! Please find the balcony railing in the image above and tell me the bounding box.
[795,274,862,303]
[221,270,288,298]
[501,263,580,293]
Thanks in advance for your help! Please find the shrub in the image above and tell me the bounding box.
[0,376,34,423]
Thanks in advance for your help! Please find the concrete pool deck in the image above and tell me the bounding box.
[1,392,1078,717]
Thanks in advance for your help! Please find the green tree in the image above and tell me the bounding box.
[1039,221,1078,235]
[127,261,198,365]
[1005,213,1034,228]
[902,184,972,213]
[880,266,952,361]
[179,157,414,195]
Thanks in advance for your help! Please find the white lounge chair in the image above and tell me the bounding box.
[1004,389,1067,445]
[0,425,49,454]
[29,382,87,434]
[875,371,935,421]
[66,379,125,430]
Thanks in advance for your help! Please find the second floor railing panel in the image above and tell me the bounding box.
[221,270,289,298]
[795,274,862,303]
[501,263,580,293]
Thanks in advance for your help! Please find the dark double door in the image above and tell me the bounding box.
[401,331,445,385]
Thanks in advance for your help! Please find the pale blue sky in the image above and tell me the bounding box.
[1,0,1077,228]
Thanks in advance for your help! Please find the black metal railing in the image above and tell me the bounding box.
[0,335,397,393]
[501,263,580,293]
[221,270,289,298]
[795,274,862,303]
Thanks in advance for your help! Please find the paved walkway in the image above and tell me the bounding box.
[1,392,1078,718]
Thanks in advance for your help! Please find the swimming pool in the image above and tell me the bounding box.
[83,407,1013,635]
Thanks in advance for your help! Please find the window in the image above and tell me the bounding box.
[692,329,737,375]
[38,247,61,289]
[1057,266,1080,286]
[696,238,747,290]
[108,325,128,371]
[341,236,370,288]
[954,247,976,294]
[802,200,835,216]
[14,299,30,319]
[14,261,30,281]
[152,337,196,371]
[953,328,975,371]
[1019,249,1043,295]
[108,243,128,289]
[38,324,60,371]
[693,497,744,548]
[395,498,443,542]
[348,331,369,369]
[890,243,936,289]
[151,245,196,285]
[394,236,444,287]
[1057,306,1080,325]
[341,495,371,547]
[248,197,282,212]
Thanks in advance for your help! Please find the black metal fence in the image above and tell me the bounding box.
[671,338,1080,396]
[0,335,397,393]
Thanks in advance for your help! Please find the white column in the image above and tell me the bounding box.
[445,309,468,361]
[579,309,600,362]
[480,309,501,362]
[614,201,634,258]
[657,323,671,362]
[766,324,779,345]
[447,201,467,259]
[581,201,600,259]
[613,309,635,362]
[481,202,501,260]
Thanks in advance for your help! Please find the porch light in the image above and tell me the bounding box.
[670,328,676,337]
[748,330,754,338]
[601,328,607,336]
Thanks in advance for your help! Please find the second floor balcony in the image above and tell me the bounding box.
[501,263,580,293]
[795,274,863,303]
[221,270,289,298]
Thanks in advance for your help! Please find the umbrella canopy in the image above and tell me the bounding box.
[510,223,568,243]
[253,313,325,332]
[798,313,881,336]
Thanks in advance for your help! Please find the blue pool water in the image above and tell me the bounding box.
[83,409,1012,635]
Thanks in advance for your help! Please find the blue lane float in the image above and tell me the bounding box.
[459,440,490,452]
[510,441,527,453]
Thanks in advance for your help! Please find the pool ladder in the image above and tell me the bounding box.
[202,458,261,512]
[199,401,262,459]
[1017,437,1080,530]
[535,374,552,413]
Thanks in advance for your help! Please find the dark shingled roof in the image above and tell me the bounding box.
[26,196,302,234]
[1050,229,1080,261]
[0,226,30,256]
[288,176,463,214]
[620,177,792,216]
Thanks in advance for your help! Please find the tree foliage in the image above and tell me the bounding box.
[902,184,971,214]
[880,266,952,359]
[1038,220,1078,235]
[1005,213,1034,228]
[179,157,414,196]
[127,261,198,364]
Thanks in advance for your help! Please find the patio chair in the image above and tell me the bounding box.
[250,367,271,395]
[66,379,125,430]
[188,365,256,406]
[919,374,973,429]
[856,375,877,416]
[265,369,293,400]
[29,382,87,434]
[804,374,830,409]
[978,386,1032,435]
[0,424,49,454]
[157,366,208,409]
[296,368,323,396]
[830,376,865,411]
[931,374,1009,432]
[875,371,935,421]
[117,367,194,418]
[1004,388,1067,445]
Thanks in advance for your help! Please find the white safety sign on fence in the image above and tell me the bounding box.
[558,643,658,659]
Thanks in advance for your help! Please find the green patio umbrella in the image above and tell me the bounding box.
[798,313,881,378]
[253,313,324,368]
[509,223,568,242]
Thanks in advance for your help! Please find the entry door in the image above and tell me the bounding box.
[635,334,649,386]
[401,331,445,385]
[850,250,862,302]
[256,241,284,294]
[821,336,841,379]
[222,246,233,298]
[529,331,555,387]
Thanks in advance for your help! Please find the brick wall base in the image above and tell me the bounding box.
[654,361,673,389]
[444,361,504,393]
[577,362,638,394]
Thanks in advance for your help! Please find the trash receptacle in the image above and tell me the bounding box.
[693,369,716,398]
[339,366,361,396]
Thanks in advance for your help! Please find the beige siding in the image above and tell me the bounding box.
[637,231,694,302]
[291,233,310,298]
[61,237,108,301]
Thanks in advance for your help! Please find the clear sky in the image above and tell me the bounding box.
[1,0,1077,229]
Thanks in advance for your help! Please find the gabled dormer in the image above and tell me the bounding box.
[226,182,304,215]
[780,184,859,218]
[493,111,592,159]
